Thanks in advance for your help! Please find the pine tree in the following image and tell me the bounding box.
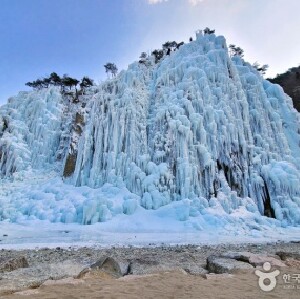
[104,63,118,78]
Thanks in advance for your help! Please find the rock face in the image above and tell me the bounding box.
[0,256,29,273]
[0,31,300,226]
[268,66,300,112]
[63,112,85,177]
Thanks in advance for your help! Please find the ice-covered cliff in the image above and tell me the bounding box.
[1,32,300,229]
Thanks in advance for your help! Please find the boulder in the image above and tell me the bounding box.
[248,255,286,268]
[221,252,286,268]
[128,258,207,276]
[90,257,129,278]
[207,256,253,274]
[129,259,179,275]
[276,251,300,261]
[0,256,29,273]
[0,260,86,296]
[182,263,208,276]
[75,268,90,279]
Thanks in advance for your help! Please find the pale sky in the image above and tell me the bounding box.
[1,0,300,105]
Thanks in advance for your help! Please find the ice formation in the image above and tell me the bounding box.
[0,32,300,229]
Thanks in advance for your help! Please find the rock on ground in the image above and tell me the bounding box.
[0,256,29,273]
[221,252,286,268]
[0,260,85,296]
[0,242,299,295]
[90,257,129,278]
[207,256,254,274]
[276,251,300,261]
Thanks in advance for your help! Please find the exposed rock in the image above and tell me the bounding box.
[75,112,85,129]
[221,252,286,268]
[63,153,77,177]
[207,256,253,274]
[129,259,179,275]
[0,256,29,273]
[90,257,129,278]
[0,269,46,296]
[248,255,286,268]
[181,263,208,276]
[276,251,300,261]
[0,242,299,295]
[75,268,90,279]
[63,112,84,178]
[268,66,300,112]
[127,258,207,276]
[0,261,85,296]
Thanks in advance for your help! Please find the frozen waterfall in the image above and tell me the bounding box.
[0,32,300,227]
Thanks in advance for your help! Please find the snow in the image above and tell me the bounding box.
[1,210,300,250]
[1,170,300,249]
[0,32,300,247]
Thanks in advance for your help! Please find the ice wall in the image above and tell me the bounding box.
[0,88,65,175]
[68,33,300,224]
[1,32,300,225]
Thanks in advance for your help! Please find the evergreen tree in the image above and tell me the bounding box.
[104,63,118,78]
[42,77,51,88]
[49,72,61,86]
[140,52,147,59]
[62,75,79,90]
[203,27,215,34]
[176,42,184,49]
[151,49,164,63]
[229,44,244,58]
[80,76,94,89]
[252,62,269,75]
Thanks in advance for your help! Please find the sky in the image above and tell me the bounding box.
[1,0,300,105]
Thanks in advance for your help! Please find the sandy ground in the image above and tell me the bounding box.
[1,242,300,299]
[4,268,300,299]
